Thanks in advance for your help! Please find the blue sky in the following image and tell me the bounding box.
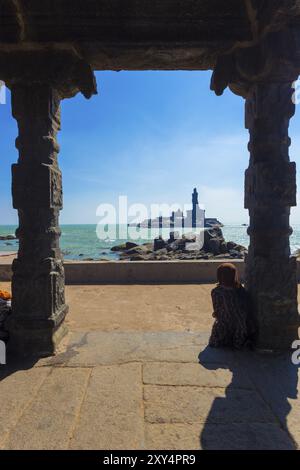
[0,70,300,225]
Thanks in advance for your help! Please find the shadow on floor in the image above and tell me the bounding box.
[0,350,40,381]
[198,346,299,450]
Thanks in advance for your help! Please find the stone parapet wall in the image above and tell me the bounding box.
[0,260,299,284]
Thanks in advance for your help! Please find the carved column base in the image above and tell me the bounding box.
[246,254,299,351]
[7,307,68,357]
[256,323,299,352]
[8,256,69,356]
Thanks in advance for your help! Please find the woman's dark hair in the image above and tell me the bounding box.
[217,263,240,288]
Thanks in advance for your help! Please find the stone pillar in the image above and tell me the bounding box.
[9,83,68,356]
[245,81,299,350]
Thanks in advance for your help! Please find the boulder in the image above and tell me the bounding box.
[205,218,224,228]
[236,244,247,254]
[168,232,176,243]
[167,238,186,252]
[0,234,16,240]
[203,227,225,254]
[226,241,247,254]
[220,242,228,254]
[206,238,222,255]
[126,244,153,255]
[154,248,168,256]
[154,236,167,251]
[142,242,154,250]
[156,255,169,261]
[229,249,243,259]
[178,252,198,260]
[129,254,150,261]
[182,233,197,243]
[111,241,139,252]
[201,253,215,260]
[226,241,238,251]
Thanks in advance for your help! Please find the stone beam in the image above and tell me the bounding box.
[0,1,300,70]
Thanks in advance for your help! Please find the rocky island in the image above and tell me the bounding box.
[111,226,247,261]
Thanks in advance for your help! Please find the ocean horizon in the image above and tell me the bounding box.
[1,223,300,260]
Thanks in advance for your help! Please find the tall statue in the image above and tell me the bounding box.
[192,188,199,207]
[192,188,199,228]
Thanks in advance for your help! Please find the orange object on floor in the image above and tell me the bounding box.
[0,290,11,300]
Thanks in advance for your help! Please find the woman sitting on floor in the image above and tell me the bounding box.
[209,263,256,350]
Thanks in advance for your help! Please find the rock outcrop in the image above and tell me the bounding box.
[0,235,16,241]
[111,242,139,252]
[112,228,247,261]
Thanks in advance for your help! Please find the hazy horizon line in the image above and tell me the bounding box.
[1,222,300,227]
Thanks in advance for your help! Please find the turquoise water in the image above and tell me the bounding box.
[0,224,300,260]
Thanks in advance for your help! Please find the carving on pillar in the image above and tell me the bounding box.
[244,81,299,349]
[6,50,97,356]
[211,30,300,350]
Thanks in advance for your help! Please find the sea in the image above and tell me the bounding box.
[0,224,300,260]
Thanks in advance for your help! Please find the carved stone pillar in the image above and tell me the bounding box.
[210,29,300,350]
[4,50,97,356]
[245,81,299,350]
[9,84,67,355]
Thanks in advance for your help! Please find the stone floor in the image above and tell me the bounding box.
[0,283,300,450]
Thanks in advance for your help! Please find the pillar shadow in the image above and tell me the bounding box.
[0,338,44,379]
[0,313,41,378]
[198,346,299,450]
[0,335,43,380]
[0,354,40,381]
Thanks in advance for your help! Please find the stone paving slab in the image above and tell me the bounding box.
[144,385,277,425]
[38,331,210,367]
[3,367,91,450]
[236,351,300,448]
[145,423,295,450]
[69,364,144,450]
[0,367,50,448]
[143,362,253,389]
